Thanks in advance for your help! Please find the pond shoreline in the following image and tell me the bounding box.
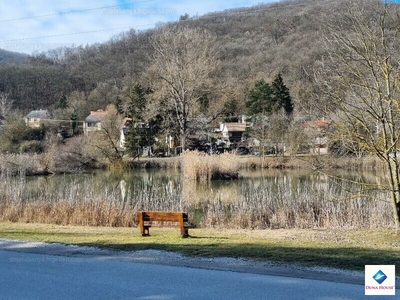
[129,155,383,171]
[0,153,385,177]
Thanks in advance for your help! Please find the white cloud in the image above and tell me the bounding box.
[0,0,280,54]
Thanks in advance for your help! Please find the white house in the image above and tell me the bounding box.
[119,117,132,150]
[24,110,50,128]
[83,110,108,135]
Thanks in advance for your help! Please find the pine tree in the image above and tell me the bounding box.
[57,93,68,109]
[271,73,293,116]
[70,112,77,136]
[223,98,240,122]
[114,96,124,115]
[128,83,147,122]
[246,79,277,115]
[124,83,162,158]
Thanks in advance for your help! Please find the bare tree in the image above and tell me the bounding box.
[0,92,13,117]
[87,105,124,165]
[315,0,400,228]
[149,25,219,151]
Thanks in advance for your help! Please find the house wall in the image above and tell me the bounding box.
[25,118,42,128]
[83,122,102,135]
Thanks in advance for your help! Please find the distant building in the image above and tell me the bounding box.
[119,117,132,149]
[83,110,108,135]
[303,118,332,154]
[24,110,50,128]
[220,122,248,143]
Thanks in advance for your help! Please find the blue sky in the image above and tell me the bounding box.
[0,0,280,54]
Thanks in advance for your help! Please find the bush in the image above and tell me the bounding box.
[19,141,44,153]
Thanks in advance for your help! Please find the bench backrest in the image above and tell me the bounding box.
[138,211,188,223]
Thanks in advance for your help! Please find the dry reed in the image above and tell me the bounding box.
[181,150,239,180]
[0,170,395,229]
[0,153,43,176]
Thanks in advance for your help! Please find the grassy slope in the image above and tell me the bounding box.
[0,222,399,275]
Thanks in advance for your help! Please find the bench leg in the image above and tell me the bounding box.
[181,228,189,238]
[142,226,150,236]
[139,218,150,236]
[179,215,189,238]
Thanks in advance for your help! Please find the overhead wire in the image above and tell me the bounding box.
[0,0,334,43]
[0,0,156,23]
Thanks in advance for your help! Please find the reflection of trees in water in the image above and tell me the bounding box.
[0,169,394,228]
[181,180,240,205]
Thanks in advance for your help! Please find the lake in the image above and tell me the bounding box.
[0,168,394,228]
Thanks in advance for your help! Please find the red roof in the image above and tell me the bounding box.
[303,119,331,128]
[89,109,107,116]
[120,117,133,129]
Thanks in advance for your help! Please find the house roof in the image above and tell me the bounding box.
[85,110,108,123]
[303,119,331,129]
[25,110,50,119]
[224,123,247,132]
[120,117,133,130]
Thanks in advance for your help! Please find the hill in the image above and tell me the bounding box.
[0,0,394,119]
[0,48,28,64]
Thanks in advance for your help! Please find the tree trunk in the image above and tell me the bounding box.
[388,158,400,229]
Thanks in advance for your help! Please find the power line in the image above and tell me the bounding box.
[0,0,156,23]
[0,25,154,42]
[0,0,333,43]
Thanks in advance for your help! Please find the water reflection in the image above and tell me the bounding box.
[3,168,388,206]
[0,168,393,228]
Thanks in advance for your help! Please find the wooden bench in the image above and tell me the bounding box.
[137,211,192,238]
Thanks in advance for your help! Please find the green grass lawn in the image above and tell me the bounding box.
[0,222,399,275]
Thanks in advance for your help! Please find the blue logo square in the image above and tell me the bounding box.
[373,270,387,284]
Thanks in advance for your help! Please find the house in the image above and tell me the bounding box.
[119,117,132,150]
[303,118,332,154]
[219,122,248,143]
[24,110,50,128]
[83,110,108,135]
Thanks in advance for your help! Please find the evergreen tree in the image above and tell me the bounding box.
[222,98,240,122]
[246,79,277,115]
[271,73,293,116]
[114,96,124,115]
[128,83,147,122]
[70,112,77,136]
[57,93,68,109]
[124,83,162,158]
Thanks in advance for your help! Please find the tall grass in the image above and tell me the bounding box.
[181,150,239,180]
[0,172,188,227]
[0,170,394,229]
[0,153,43,176]
[201,182,393,229]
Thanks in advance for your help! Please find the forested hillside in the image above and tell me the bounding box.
[0,49,27,64]
[0,0,395,120]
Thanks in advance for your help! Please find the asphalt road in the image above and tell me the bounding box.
[0,239,398,300]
